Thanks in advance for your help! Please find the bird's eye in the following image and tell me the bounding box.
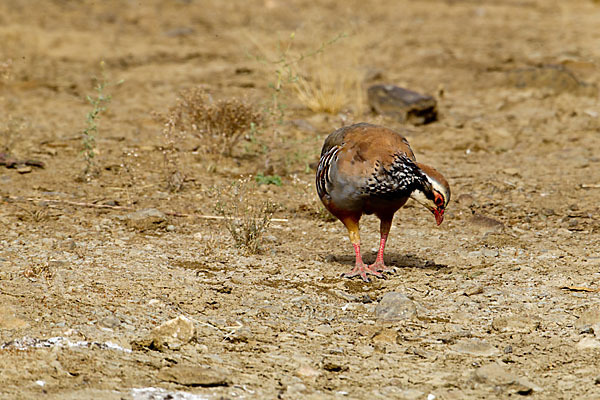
[434,192,444,207]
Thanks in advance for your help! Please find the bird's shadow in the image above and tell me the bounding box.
[324,252,447,270]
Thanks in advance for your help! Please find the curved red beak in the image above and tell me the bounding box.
[434,209,444,225]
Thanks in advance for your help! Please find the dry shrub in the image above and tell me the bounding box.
[155,88,262,191]
[213,178,277,254]
[162,88,262,156]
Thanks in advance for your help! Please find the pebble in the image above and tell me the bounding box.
[576,337,600,350]
[492,315,540,334]
[123,208,167,231]
[473,362,542,394]
[575,308,600,329]
[451,339,499,356]
[375,292,417,321]
[132,315,195,351]
[98,316,121,329]
[295,365,321,380]
[482,249,499,258]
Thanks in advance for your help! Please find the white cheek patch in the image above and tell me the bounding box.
[410,189,429,206]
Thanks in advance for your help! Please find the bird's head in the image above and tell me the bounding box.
[410,164,450,225]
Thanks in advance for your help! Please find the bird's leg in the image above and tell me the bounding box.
[341,217,384,282]
[369,217,394,273]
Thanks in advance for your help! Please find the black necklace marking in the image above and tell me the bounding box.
[363,153,427,197]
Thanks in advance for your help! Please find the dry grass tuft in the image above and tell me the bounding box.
[292,54,364,114]
[213,178,277,254]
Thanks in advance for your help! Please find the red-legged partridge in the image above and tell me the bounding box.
[316,123,451,282]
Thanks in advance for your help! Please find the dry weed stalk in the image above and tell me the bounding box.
[213,178,277,254]
[247,31,364,116]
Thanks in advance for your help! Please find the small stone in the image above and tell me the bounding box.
[502,168,520,176]
[375,292,417,321]
[132,315,195,351]
[285,383,307,395]
[575,308,600,329]
[0,308,30,330]
[464,285,484,296]
[492,315,540,334]
[469,214,504,233]
[99,316,121,329]
[482,249,499,258]
[451,339,499,356]
[123,208,167,231]
[157,365,230,387]
[226,326,251,343]
[315,324,334,335]
[503,345,513,354]
[474,362,542,394]
[576,337,600,350]
[321,356,348,372]
[166,224,175,232]
[456,193,475,207]
[16,166,32,174]
[295,365,322,380]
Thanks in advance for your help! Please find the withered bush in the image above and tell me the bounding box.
[155,88,262,191]
[213,178,277,254]
[162,88,262,156]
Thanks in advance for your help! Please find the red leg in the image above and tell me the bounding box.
[340,217,383,282]
[369,217,395,273]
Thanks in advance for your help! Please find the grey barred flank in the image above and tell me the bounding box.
[316,145,340,198]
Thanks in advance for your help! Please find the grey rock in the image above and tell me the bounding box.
[367,84,437,125]
[157,365,230,387]
[375,292,417,321]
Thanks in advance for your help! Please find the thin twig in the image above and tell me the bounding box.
[581,184,600,189]
[5,196,134,210]
[195,214,288,222]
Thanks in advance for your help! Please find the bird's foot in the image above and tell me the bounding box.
[368,260,395,274]
[343,263,385,283]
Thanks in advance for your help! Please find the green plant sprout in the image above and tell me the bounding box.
[81,61,122,180]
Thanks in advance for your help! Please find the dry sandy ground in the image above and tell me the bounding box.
[1,0,600,399]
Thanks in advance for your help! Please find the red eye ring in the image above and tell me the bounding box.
[434,192,444,207]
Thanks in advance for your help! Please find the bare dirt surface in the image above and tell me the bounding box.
[2,1,600,399]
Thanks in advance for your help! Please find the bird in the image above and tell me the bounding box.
[316,122,450,282]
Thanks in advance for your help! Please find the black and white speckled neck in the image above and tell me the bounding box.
[363,153,429,198]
